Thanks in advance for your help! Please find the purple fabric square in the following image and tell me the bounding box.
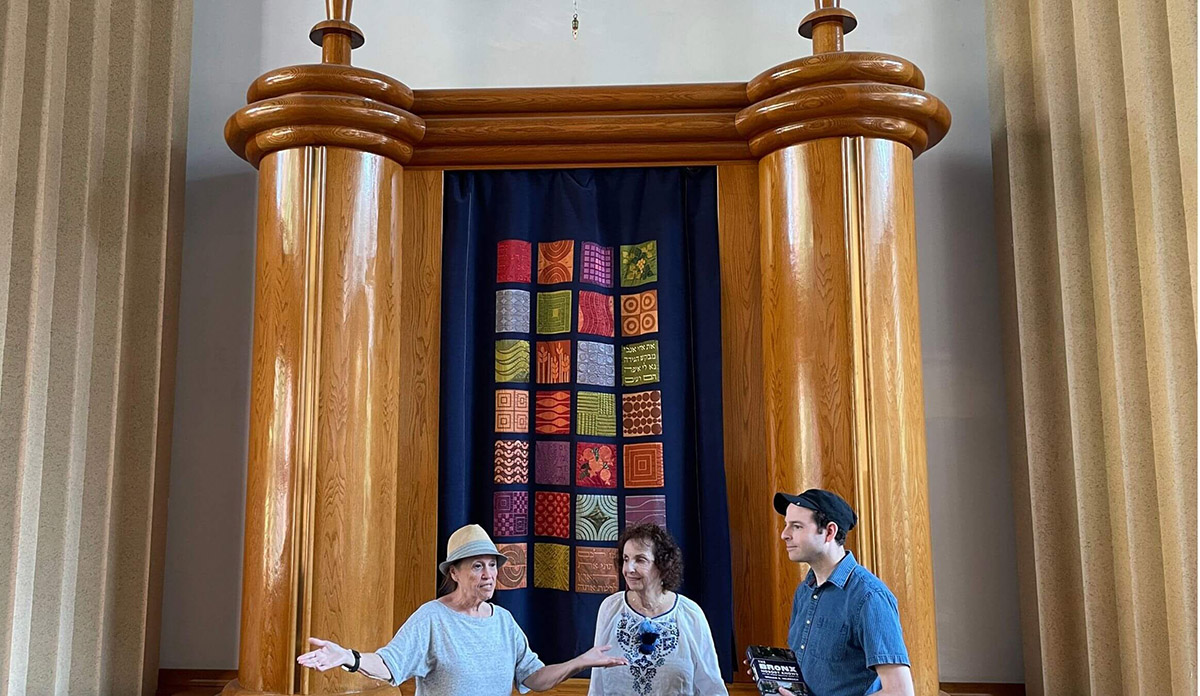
[535,441,571,485]
[494,491,529,537]
[581,242,612,288]
[625,495,666,527]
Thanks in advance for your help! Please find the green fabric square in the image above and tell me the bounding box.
[576,391,616,437]
[621,340,659,386]
[537,290,572,334]
[620,240,658,287]
[495,339,530,383]
[575,495,618,541]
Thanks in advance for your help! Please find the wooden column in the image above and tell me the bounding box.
[736,3,950,694]
[221,2,424,694]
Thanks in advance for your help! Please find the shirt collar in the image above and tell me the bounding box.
[802,550,858,589]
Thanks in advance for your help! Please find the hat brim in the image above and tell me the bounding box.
[438,540,509,575]
[774,491,818,516]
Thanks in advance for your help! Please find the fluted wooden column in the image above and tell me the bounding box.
[736,3,950,693]
[222,2,422,694]
[0,1,192,694]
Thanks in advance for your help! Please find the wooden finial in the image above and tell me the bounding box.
[326,0,352,21]
[800,0,857,54]
[310,0,364,64]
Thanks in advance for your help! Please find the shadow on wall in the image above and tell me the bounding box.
[916,154,1024,682]
[159,172,258,669]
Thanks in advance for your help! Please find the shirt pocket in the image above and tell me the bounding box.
[809,617,849,660]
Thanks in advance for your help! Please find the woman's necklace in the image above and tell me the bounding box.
[631,589,671,617]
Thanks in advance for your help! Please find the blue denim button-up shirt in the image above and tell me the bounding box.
[787,552,909,696]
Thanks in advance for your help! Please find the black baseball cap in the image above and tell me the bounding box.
[773,489,858,533]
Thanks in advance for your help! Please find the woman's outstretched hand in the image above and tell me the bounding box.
[577,644,628,669]
[296,637,352,672]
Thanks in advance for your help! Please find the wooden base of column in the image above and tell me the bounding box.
[219,679,397,696]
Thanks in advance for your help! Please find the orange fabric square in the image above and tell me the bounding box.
[536,340,571,383]
[538,240,574,284]
[535,390,571,434]
[623,442,664,488]
[495,389,529,433]
[620,290,658,336]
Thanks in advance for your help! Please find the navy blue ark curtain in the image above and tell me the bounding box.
[438,167,733,680]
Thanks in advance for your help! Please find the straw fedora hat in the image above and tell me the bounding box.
[438,524,508,575]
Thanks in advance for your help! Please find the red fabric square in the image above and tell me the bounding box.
[535,390,571,434]
[578,291,614,337]
[497,240,531,283]
[576,442,618,488]
[534,491,571,538]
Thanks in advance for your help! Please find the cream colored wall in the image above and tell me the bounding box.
[166,0,1023,682]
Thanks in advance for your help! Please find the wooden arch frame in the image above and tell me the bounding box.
[221,2,951,695]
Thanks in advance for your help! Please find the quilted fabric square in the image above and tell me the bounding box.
[537,240,574,284]
[620,240,658,287]
[622,389,663,436]
[495,289,530,333]
[536,340,571,383]
[533,543,570,591]
[576,494,618,541]
[620,290,658,337]
[497,543,527,590]
[624,443,665,488]
[534,491,571,538]
[576,442,618,488]
[495,339,530,383]
[577,341,614,387]
[578,291,614,337]
[581,242,613,287]
[622,340,659,386]
[535,440,570,485]
[494,491,529,537]
[535,390,571,434]
[495,390,529,433]
[494,440,529,484]
[576,391,616,437]
[537,290,572,334]
[575,546,619,594]
[497,240,531,283]
[625,495,667,527]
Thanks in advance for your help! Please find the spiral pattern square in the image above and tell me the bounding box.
[497,542,527,590]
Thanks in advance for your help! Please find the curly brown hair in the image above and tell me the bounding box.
[614,523,684,592]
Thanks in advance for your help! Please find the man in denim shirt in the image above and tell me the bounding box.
[772,489,914,696]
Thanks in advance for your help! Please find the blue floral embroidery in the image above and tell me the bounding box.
[617,610,680,696]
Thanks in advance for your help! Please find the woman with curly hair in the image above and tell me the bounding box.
[587,523,727,696]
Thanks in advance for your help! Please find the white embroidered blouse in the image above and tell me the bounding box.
[587,592,728,696]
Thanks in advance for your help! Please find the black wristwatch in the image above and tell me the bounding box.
[342,649,361,673]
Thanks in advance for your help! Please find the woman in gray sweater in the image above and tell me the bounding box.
[297,524,626,695]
